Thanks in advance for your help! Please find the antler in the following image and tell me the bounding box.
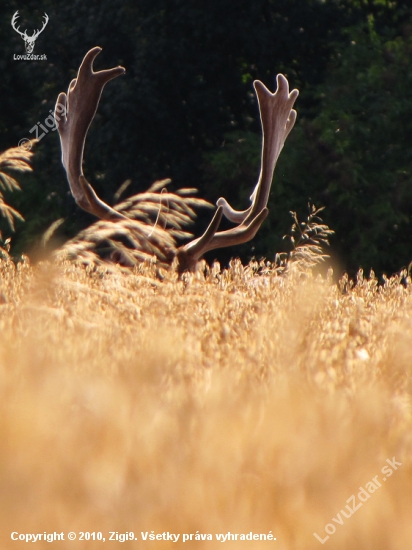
[176,75,298,271]
[31,13,49,40]
[11,11,49,39]
[56,47,298,272]
[55,47,127,220]
[11,12,26,38]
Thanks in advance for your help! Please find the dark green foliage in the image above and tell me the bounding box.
[275,8,412,275]
[0,0,411,274]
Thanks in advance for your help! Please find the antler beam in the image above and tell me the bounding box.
[176,75,298,271]
[55,47,127,220]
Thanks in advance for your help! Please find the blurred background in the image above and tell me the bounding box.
[1,0,412,276]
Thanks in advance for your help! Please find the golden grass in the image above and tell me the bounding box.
[0,256,411,549]
[0,141,36,233]
[56,179,213,267]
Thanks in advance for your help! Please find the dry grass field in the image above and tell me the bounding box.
[0,252,411,549]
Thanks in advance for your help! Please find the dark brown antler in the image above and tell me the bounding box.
[176,75,298,271]
[55,47,126,220]
[55,48,298,272]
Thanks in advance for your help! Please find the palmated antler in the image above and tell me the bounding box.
[55,48,214,268]
[55,47,127,220]
[56,48,298,272]
[176,75,298,271]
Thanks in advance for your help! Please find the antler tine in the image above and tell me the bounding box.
[176,206,224,272]
[11,12,25,38]
[177,207,269,271]
[55,47,127,220]
[32,13,49,39]
[176,74,298,271]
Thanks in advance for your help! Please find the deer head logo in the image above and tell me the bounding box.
[11,11,49,54]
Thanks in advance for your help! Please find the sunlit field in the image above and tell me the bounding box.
[0,254,411,549]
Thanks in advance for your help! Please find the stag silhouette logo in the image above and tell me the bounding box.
[11,11,49,54]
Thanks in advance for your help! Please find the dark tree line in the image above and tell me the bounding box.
[0,0,411,275]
